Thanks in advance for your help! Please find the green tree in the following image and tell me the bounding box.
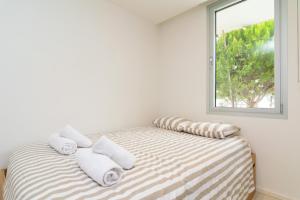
[216,20,275,108]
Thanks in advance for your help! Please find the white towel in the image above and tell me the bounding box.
[59,125,92,148]
[76,149,123,187]
[93,136,136,170]
[48,134,77,155]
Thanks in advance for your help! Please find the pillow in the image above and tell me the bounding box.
[153,116,189,132]
[180,121,240,139]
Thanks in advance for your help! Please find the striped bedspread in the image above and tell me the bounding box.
[4,127,255,200]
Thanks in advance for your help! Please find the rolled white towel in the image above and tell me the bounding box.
[59,125,92,148]
[48,134,77,155]
[76,149,123,187]
[93,136,136,170]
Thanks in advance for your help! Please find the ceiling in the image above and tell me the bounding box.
[110,0,209,24]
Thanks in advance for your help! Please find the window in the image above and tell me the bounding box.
[208,0,287,117]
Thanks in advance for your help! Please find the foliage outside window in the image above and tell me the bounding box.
[216,20,275,108]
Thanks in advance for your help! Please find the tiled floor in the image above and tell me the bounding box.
[254,192,282,200]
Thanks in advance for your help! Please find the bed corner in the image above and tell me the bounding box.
[0,169,6,200]
[247,153,256,200]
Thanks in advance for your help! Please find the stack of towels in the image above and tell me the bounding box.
[48,125,136,187]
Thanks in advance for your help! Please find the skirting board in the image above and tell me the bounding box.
[256,188,296,200]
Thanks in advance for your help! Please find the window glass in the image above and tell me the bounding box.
[214,0,275,109]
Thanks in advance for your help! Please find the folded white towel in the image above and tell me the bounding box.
[76,149,123,187]
[59,125,92,148]
[48,134,77,155]
[93,136,136,170]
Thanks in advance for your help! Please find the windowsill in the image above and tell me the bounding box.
[207,108,288,119]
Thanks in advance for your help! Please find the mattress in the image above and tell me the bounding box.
[4,127,255,200]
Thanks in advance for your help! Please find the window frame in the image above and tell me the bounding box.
[207,0,288,118]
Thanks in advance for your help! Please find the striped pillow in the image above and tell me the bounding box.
[180,121,240,139]
[153,116,189,132]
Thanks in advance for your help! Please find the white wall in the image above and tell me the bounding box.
[0,0,159,168]
[158,0,300,199]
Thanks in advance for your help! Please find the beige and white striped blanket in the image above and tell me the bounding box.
[4,127,255,200]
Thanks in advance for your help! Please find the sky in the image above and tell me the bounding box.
[216,0,274,34]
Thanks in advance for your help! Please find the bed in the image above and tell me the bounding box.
[3,127,255,200]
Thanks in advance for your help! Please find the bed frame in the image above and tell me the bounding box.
[248,153,256,200]
[0,169,6,200]
[0,153,256,200]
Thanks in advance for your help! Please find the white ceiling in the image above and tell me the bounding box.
[110,0,209,24]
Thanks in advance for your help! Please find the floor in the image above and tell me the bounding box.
[254,192,282,200]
